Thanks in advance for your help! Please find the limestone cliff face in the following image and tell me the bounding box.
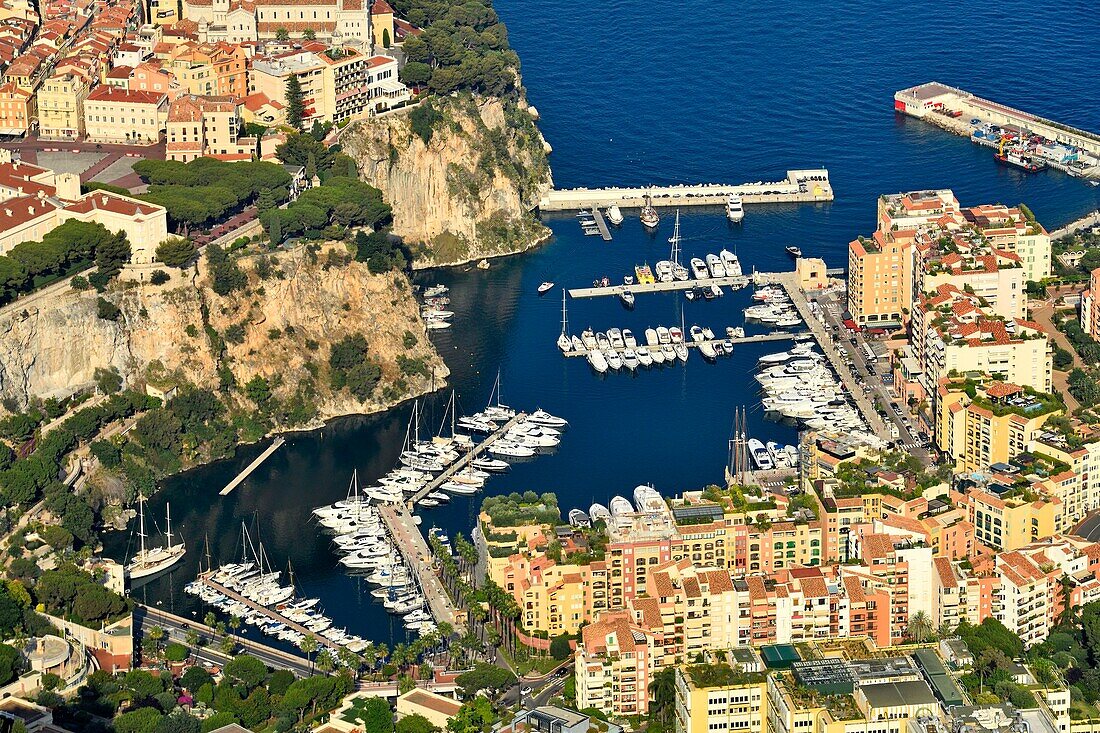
[341,95,554,267]
[0,247,447,421]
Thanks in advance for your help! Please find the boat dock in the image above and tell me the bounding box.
[377,504,465,632]
[406,413,526,506]
[539,169,833,211]
[195,572,343,650]
[588,208,612,241]
[568,274,751,299]
[894,82,1100,178]
[755,271,889,440]
[562,331,800,357]
[221,437,285,496]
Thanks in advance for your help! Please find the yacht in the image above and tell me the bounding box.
[127,497,186,581]
[644,328,659,346]
[622,349,639,371]
[786,245,802,258]
[568,509,591,527]
[537,282,555,295]
[606,204,624,225]
[623,329,638,348]
[636,346,654,367]
[571,334,584,351]
[657,326,671,344]
[705,253,726,278]
[726,195,744,222]
[557,291,572,353]
[748,439,774,470]
[661,343,677,362]
[720,249,742,276]
[673,342,689,363]
[608,328,625,349]
[649,345,666,364]
[588,348,609,373]
[471,457,510,472]
[640,196,660,228]
[529,409,568,427]
[610,496,634,515]
[596,332,611,350]
[669,327,684,343]
[690,258,709,280]
[589,503,611,524]
[620,290,635,308]
[709,284,723,298]
[605,349,623,370]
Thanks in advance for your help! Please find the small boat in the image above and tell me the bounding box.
[636,346,653,367]
[644,328,659,346]
[606,205,624,225]
[622,349,639,371]
[472,458,510,472]
[605,349,623,370]
[786,245,802,258]
[685,287,697,301]
[476,259,490,269]
[669,327,684,343]
[423,284,448,297]
[673,342,689,363]
[655,260,674,283]
[709,285,723,298]
[635,264,655,284]
[657,327,671,344]
[608,328,625,349]
[726,195,744,222]
[623,329,638,348]
[620,290,635,309]
[649,345,665,364]
[640,195,660,228]
[537,282,555,295]
[587,348,609,373]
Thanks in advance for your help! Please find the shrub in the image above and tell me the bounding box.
[149,270,170,285]
[97,297,121,321]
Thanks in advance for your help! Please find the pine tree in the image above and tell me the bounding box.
[304,152,317,181]
[285,75,305,130]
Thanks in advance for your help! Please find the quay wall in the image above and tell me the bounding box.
[895,82,1100,157]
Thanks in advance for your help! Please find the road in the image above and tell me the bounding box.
[1074,513,1100,542]
[135,604,316,677]
[808,288,930,460]
[501,662,570,709]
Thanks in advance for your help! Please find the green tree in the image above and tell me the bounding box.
[115,707,164,733]
[357,697,392,733]
[397,714,438,733]
[649,667,676,728]
[223,654,268,690]
[399,62,432,87]
[164,642,190,662]
[0,643,20,686]
[549,633,571,660]
[303,27,316,40]
[156,711,200,733]
[382,28,391,47]
[94,366,123,394]
[97,296,121,321]
[906,610,935,644]
[94,232,132,278]
[286,74,306,130]
[149,270,170,285]
[275,27,290,41]
[156,237,198,268]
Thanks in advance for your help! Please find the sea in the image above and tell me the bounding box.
[104,0,1100,647]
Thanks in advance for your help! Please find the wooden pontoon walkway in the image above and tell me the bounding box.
[568,275,751,299]
[406,413,525,505]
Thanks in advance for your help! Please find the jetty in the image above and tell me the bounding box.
[562,331,800,357]
[589,208,612,241]
[407,413,525,506]
[539,169,833,211]
[378,504,464,632]
[221,437,286,495]
[195,572,343,651]
[568,274,751,299]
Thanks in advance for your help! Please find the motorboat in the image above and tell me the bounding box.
[581,329,597,350]
[606,205,624,225]
[440,481,479,495]
[649,345,666,364]
[705,253,726,278]
[720,249,742,276]
[571,334,584,351]
[685,287,697,301]
[423,284,448,297]
[655,260,674,283]
[690,258,709,280]
[622,349,639,371]
[672,262,690,281]
[689,325,705,343]
[726,195,744,222]
[636,346,653,367]
[569,509,591,527]
[587,349,609,373]
[669,327,684,343]
[608,328,625,349]
[620,290,635,308]
[702,285,717,300]
[709,284,723,298]
[657,326,671,344]
[727,326,745,338]
[621,329,637,348]
[472,457,510,472]
[537,282,555,295]
[786,245,802,258]
[528,409,568,427]
[673,342,689,362]
[644,328,659,346]
[661,344,677,362]
[748,439,774,470]
[488,441,537,458]
[605,349,623,370]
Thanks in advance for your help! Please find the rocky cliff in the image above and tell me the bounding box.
[341,95,554,267]
[0,246,447,421]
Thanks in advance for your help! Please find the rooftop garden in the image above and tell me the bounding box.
[481,491,560,528]
[779,673,862,721]
[685,663,767,689]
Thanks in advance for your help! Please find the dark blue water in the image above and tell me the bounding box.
[108,0,1100,647]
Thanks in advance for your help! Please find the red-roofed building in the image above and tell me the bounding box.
[0,81,33,134]
[165,93,255,161]
[84,85,168,143]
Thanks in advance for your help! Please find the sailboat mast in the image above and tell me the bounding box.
[137,493,147,557]
[561,290,568,336]
[166,503,173,549]
[670,210,681,265]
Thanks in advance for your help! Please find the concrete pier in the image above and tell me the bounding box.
[568,274,751,299]
[562,331,800,357]
[378,505,465,633]
[406,413,525,506]
[220,437,285,495]
[588,208,612,241]
[539,169,833,211]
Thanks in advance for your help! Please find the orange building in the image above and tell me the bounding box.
[0,81,33,134]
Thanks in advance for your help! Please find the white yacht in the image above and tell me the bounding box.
[606,204,624,225]
[605,349,623,370]
[690,258,709,279]
[608,328,625,349]
[622,349,639,371]
[649,345,666,364]
[748,439,774,470]
[657,327,672,344]
[623,329,638,348]
[636,346,654,367]
[720,249,742,277]
[706,253,726,278]
[655,260,674,283]
[127,497,186,581]
[726,195,744,222]
[588,351,609,375]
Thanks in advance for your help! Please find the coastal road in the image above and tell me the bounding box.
[134,604,315,677]
[1074,513,1100,542]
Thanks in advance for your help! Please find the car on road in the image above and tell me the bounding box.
[891,404,902,415]
[521,687,532,697]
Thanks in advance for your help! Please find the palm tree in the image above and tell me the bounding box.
[185,629,200,649]
[649,668,677,728]
[300,634,319,674]
[316,648,336,675]
[148,625,166,654]
[204,612,217,633]
[906,611,934,644]
[228,614,242,641]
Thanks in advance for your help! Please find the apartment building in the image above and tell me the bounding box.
[37,72,90,139]
[934,378,1061,472]
[839,532,933,644]
[673,660,768,733]
[962,204,1051,283]
[951,478,1062,552]
[0,80,32,134]
[83,86,167,143]
[574,611,654,717]
[165,94,255,161]
[1080,267,1100,339]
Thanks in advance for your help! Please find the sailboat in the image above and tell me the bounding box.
[557,291,572,353]
[668,211,689,281]
[127,495,186,581]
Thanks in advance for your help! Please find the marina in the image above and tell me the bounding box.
[220,436,285,495]
[539,169,834,211]
[378,504,465,632]
[568,274,750,299]
[561,330,798,357]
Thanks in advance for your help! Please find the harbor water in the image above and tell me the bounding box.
[104,0,1100,647]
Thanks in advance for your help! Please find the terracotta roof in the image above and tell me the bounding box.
[400,690,461,716]
[65,191,163,217]
[86,85,166,105]
[633,596,661,629]
[0,196,60,234]
[933,557,957,589]
[240,92,282,111]
[370,0,392,13]
[651,571,673,598]
[704,569,733,593]
[799,575,827,598]
[985,382,1023,399]
[842,575,866,603]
